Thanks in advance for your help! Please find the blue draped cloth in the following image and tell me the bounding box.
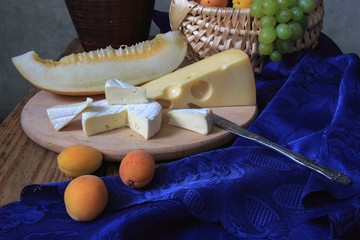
[1,34,360,239]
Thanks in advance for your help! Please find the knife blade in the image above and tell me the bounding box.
[188,103,352,186]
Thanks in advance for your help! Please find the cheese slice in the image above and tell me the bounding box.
[126,102,162,139]
[82,100,162,139]
[168,108,213,135]
[105,79,148,104]
[82,100,128,136]
[47,97,93,131]
[141,49,256,108]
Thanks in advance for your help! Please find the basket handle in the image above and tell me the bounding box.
[169,0,199,30]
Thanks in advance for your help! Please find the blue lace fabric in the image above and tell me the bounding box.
[1,34,360,239]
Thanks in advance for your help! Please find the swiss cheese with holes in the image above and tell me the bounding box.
[141,50,256,108]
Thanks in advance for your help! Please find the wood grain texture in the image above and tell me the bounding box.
[0,89,69,206]
[0,39,85,206]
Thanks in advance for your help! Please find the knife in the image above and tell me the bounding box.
[188,103,352,186]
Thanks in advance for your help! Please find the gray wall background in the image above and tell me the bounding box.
[1,0,359,123]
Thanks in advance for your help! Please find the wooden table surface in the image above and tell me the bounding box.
[0,39,122,207]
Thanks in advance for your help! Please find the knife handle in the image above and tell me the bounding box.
[214,118,352,186]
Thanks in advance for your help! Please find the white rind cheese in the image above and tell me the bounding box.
[127,102,162,139]
[82,100,162,139]
[105,79,148,105]
[142,49,256,108]
[168,108,213,135]
[82,100,128,136]
[47,98,93,131]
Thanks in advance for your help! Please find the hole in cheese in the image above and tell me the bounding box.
[186,73,196,79]
[156,99,171,108]
[164,85,181,98]
[191,80,211,100]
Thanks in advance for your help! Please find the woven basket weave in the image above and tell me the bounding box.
[169,0,324,73]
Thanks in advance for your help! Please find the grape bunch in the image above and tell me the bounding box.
[250,0,317,62]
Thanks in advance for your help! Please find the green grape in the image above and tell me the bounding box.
[270,51,282,61]
[261,0,279,16]
[299,16,308,29]
[288,0,298,8]
[276,8,293,23]
[250,1,265,18]
[260,15,277,27]
[288,21,303,41]
[276,0,290,9]
[250,0,314,62]
[258,26,277,44]
[276,23,292,40]
[259,43,274,55]
[298,0,316,13]
[291,7,304,21]
[275,38,294,53]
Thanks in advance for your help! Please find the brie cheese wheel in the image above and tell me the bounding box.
[142,49,256,108]
[168,108,213,135]
[47,97,93,131]
[82,100,128,136]
[82,100,162,139]
[105,79,148,105]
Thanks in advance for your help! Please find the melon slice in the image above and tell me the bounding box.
[12,31,188,96]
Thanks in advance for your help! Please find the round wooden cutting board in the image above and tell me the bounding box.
[21,91,257,161]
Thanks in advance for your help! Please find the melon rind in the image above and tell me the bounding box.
[12,31,188,96]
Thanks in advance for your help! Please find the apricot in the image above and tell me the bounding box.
[64,175,108,221]
[200,0,228,7]
[119,150,155,189]
[57,144,102,177]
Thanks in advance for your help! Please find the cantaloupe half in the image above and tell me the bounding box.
[12,31,188,96]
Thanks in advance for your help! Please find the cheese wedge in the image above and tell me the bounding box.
[82,100,162,139]
[141,49,256,108]
[168,108,213,135]
[105,79,148,104]
[47,98,93,131]
[126,102,162,139]
[82,100,128,136]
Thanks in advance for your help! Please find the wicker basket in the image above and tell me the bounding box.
[169,0,324,73]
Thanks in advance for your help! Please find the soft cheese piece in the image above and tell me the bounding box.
[47,97,93,131]
[141,49,256,108]
[82,100,162,139]
[105,79,148,104]
[126,102,162,139]
[82,100,128,136]
[168,108,213,135]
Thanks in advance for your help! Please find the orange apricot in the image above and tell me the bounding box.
[200,0,228,7]
[64,175,108,221]
[57,144,103,177]
[119,150,155,189]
